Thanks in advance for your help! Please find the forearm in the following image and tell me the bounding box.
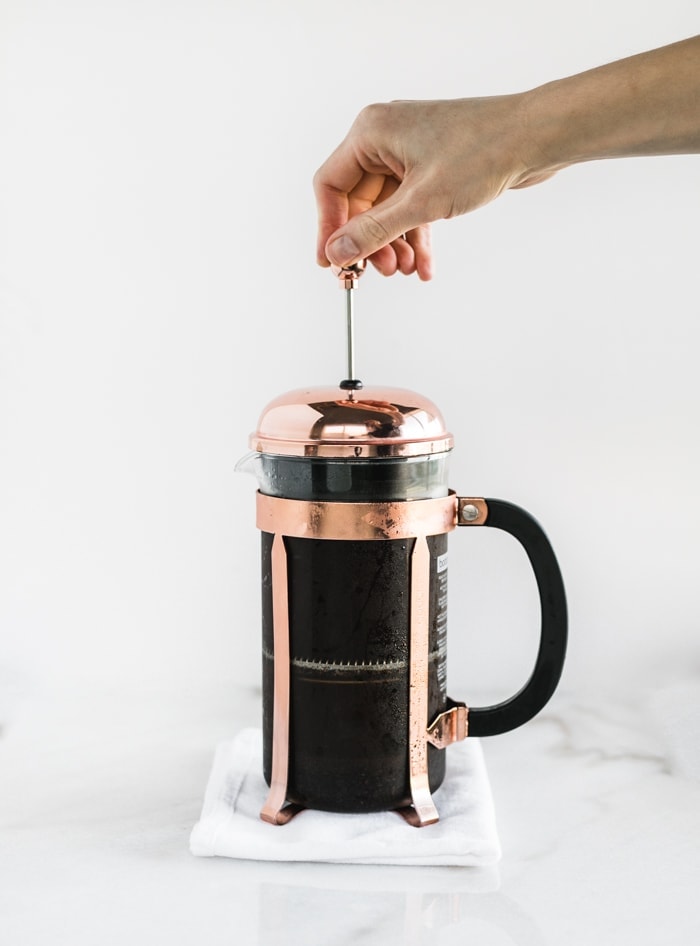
[523,35,700,175]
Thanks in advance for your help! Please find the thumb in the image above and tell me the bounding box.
[324,190,424,266]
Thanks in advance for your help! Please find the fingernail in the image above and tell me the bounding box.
[327,235,360,265]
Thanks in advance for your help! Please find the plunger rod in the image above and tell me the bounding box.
[332,260,365,389]
[345,286,355,381]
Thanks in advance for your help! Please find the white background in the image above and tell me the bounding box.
[1,0,699,716]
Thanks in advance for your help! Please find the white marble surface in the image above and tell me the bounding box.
[2,677,699,945]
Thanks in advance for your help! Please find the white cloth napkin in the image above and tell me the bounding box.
[190,729,501,867]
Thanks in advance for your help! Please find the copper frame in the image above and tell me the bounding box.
[259,493,486,827]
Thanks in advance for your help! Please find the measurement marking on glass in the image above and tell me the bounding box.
[262,647,440,672]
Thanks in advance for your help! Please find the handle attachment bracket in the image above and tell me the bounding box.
[426,698,469,748]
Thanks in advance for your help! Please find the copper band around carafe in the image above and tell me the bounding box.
[256,490,461,541]
[259,491,483,826]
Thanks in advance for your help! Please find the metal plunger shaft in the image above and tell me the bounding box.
[345,284,355,380]
[332,260,366,391]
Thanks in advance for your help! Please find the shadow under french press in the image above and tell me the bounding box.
[239,861,547,946]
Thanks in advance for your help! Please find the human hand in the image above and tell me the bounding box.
[313,96,556,280]
[314,36,700,280]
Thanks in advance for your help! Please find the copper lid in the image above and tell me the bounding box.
[250,385,454,459]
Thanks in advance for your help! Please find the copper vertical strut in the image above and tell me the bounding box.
[260,535,303,825]
[400,534,440,826]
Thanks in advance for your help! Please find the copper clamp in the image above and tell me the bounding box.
[426,700,469,749]
[457,497,489,526]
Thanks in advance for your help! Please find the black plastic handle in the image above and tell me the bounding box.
[463,498,568,737]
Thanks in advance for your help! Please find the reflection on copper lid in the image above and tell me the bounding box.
[250,385,453,459]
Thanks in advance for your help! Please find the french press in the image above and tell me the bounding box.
[240,265,567,826]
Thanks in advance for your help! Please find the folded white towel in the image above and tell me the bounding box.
[190,729,501,867]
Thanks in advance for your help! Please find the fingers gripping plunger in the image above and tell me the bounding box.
[331,260,366,391]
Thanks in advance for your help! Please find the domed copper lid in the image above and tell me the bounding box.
[250,385,453,459]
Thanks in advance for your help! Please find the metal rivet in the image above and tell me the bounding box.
[460,503,479,522]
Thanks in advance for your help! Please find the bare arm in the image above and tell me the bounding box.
[314,36,700,280]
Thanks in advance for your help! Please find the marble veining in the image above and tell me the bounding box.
[1,679,699,945]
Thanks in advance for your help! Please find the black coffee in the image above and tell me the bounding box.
[261,530,448,812]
